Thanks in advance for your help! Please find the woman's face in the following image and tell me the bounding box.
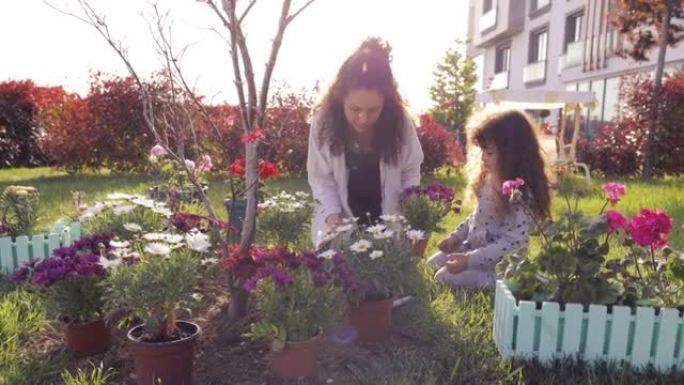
[480,141,499,174]
[343,88,384,134]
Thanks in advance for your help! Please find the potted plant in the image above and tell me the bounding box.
[11,232,115,356]
[257,191,313,248]
[325,216,416,343]
[147,144,211,208]
[77,192,173,238]
[223,156,280,236]
[0,185,39,238]
[244,247,353,379]
[399,182,461,257]
[495,178,684,371]
[106,228,211,385]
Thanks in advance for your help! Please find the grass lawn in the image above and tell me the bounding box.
[2,167,684,384]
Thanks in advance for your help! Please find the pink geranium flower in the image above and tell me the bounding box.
[150,144,168,157]
[502,178,525,196]
[601,182,626,206]
[627,208,673,250]
[605,210,627,233]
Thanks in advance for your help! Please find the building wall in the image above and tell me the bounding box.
[467,0,684,135]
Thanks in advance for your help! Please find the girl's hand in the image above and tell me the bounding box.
[446,254,468,274]
[438,237,458,253]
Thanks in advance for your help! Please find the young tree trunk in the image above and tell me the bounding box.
[643,0,673,179]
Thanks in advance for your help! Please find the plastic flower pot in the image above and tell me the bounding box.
[127,321,201,385]
[347,297,394,344]
[412,233,431,257]
[269,332,323,379]
[64,318,111,356]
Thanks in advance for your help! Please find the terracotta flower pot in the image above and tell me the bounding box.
[347,297,394,343]
[269,332,323,379]
[64,318,111,356]
[127,321,201,385]
[412,233,431,257]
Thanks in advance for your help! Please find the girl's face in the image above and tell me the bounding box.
[480,141,499,174]
[343,88,384,134]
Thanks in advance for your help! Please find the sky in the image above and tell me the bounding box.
[0,0,468,113]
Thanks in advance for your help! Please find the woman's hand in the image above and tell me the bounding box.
[438,236,458,253]
[445,253,468,274]
[325,213,342,229]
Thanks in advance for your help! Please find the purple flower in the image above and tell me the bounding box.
[271,268,293,288]
[243,278,258,292]
[150,144,168,157]
[602,182,627,206]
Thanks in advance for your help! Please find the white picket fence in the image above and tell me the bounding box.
[0,223,82,274]
[494,280,684,371]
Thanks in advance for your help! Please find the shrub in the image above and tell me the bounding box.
[582,71,684,176]
[0,185,40,237]
[416,114,464,174]
[0,80,45,167]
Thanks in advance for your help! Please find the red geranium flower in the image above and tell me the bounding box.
[229,158,246,176]
[258,160,280,179]
[241,128,266,144]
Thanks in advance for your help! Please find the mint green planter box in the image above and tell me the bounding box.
[494,280,684,371]
[0,223,82,274]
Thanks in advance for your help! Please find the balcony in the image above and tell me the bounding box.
[489,72,509,90]
[560,40,583,70]
[523,61,547,84]
[479,8,497,33]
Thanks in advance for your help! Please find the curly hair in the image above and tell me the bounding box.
[466,108,551,220]
[315,37,408,164]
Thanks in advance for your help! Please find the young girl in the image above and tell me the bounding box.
[427,109,551,289]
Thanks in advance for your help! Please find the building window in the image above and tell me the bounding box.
[531,0,550,12]
[603,77,620,121]
[565,11,584,52]
[529,28,548,63]
[495,45,511,73]
[483,0,493,13]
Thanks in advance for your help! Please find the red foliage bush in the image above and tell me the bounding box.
[582,71,684,176]
[261,88,313,175]
[416,113,464,174]
[0,80,46,167]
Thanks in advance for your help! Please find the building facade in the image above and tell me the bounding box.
[466,0,684,134]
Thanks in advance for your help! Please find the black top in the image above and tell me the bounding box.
[345,141,382,226]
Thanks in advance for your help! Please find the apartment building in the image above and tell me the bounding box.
[466,0,684,135]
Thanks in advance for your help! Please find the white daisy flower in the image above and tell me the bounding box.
[113,204,135,215]
[185,231,211,253]
[335,223,354,233]
[350,240,372,253]
[406,229,426,241]
[106,192,133,201]
[98,256,122,269]
[373,229,394,240]
[366,224,387,236]
[295,191,309,198]
[163,234,185,244]
[369,250,384,260]
[152,207,173,218]
[123,223,142,232]
[144,242,172,256]
[318,249,337,260]
[200,257,218,266]
[110,240,130,249]
[143,232,168,241]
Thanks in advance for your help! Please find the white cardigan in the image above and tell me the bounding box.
[306,110,424,247]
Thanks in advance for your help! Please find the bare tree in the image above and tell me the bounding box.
[47,0,318,320]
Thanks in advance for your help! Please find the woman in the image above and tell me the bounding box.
[307,37,423,247]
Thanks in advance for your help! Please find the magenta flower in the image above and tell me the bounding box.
[601,182,626,206]
[502,178,525,196]
[150,144,168,157]
[628,208,673,250]
[197,155,213,173]
[605,210,627,233]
